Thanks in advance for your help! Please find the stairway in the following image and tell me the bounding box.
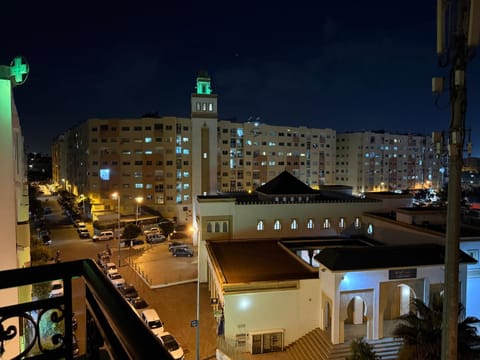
[286,328,402,360]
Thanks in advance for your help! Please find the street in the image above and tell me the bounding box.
[39,194,218,359]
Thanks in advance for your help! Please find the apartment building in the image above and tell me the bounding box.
[336,131,443,195]
[53,72,443,223]
[217,121,336,191]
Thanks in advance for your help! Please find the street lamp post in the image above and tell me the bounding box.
[135,196,143,225]
[112,192,121,267]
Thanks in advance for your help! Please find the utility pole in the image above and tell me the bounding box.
[435,0,479,358]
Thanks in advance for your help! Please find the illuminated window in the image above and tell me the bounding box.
[99,169,110,181]
[323,218,331,229]
[203,153,208,159]
[367,223,374,235]
[354,217,361,229]
[290,219,298,230]
[208,103,213,111]
[257,220,264,231]
[135,183,143,189]
[145,137,152,143]
[274,220,281,231]
[307,218,314,229]
[183,149,190,155]
[339,217,346,229]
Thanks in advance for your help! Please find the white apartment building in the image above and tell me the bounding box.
[336,131,442,195]
[52,72,442,223]
[217,121,336,191]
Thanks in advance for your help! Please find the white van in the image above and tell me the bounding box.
[93,230,114,241]
[141,309,164,336]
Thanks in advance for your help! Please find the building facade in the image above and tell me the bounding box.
[336,131,443,195]
[52,72,443,224]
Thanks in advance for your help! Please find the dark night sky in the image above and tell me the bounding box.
[2,1,480,156]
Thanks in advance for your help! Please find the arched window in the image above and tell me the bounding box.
[323,218,331,229]
[367,223,374,235]
[339,217,346,229]
[290,219,298,230]
[215,222,220,232]
[257,220,264,231]
[354,217,361,229]
[207,222,212,232]
[223,222,228,232]
[307,218,314,229]
[274,219,281,231]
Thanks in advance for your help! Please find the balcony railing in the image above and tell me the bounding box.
[0,259,173,359]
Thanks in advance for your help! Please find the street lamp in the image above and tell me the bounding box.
[112,192,121,267]
[135,196,144,225]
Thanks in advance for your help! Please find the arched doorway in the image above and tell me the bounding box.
[344,296,368,340]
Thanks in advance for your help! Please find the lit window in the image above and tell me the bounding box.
[183,149,190,155]
[176,147,182,154]
[274,220,281,231]
[257,220,264,231]
[135,183,144,189]
[339,217,346,229]
[144,150,152,155]
[208,103,213,111]
[183,195,190,201]
[99,169,110,181]
[145,184,152,189]
[144,137,152,143]
[323,218,331,229]
[307,218,314,229]
[203,153,208,159]
[290,219,298,230]
[367,223,374,235]
[354,217,361,229]
[183,183,190,190]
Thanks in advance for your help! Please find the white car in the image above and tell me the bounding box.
[49,280,64,298]
[141,309,164,336]
[108,272,125,287]
[157,332,184,360]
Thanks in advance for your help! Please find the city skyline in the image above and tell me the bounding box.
[3,1,480,156]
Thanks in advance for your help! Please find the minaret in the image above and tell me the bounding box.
[191,70,218,197]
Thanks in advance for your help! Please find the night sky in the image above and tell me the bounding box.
[2,1,480,156]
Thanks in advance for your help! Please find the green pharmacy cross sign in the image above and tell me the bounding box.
[10,56,29,86]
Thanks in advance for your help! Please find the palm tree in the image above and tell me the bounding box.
[347,337,380,360]
[393,293,480,360]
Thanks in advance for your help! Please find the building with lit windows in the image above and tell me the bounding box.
[52,72,443,224]
[217,121,336,191]
[336,131,442,195]
[193,171,476,357]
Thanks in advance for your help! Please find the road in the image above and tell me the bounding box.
[39,194,218,360]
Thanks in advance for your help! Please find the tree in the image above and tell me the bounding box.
[393,294,480,360]
[122,223,142,239]
[347,337,380,360]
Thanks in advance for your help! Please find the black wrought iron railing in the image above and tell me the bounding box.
[0,259,173,359]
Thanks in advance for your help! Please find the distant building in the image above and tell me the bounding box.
[52,72,443,224]
[336,131,443,195]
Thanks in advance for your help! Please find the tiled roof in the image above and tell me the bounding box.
[255,171,318,195]
[315,243,477,271]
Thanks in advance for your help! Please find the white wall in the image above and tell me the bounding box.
[223,279,320,346]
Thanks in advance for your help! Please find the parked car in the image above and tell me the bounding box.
[108,272,126,287]
[157,332,185,360]
[49,280,64,298]
[146,233,166,244]
[96,252,110,267]
[129,296,149,310]
[103,262,117,274]
[118,284,138,300]
[168,242,188,252]
[140,309,164,336]
[93,230,114,242]
[143,227,161,235]
[78,228,90,239]
[172,246,194,257]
